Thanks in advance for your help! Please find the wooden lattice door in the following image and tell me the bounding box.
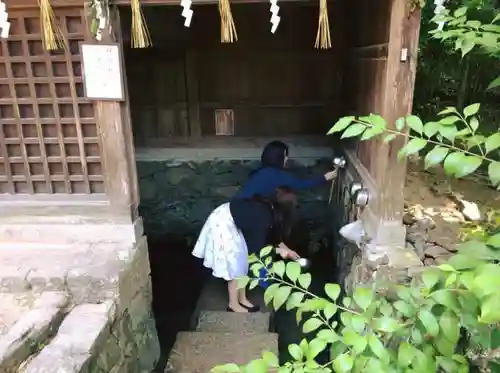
[0,9,103,195]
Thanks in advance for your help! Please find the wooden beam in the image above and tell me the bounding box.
[114,0,326,5]
[8,0,84,9]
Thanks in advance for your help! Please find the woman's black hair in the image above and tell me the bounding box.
[250,141,289,176]
[261,141,289,169]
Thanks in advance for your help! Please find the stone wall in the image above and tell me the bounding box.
[137,159,332,246]
[0,236,160,373]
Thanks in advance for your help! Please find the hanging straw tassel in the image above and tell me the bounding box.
[314,0,331,49]
[38,0,66,51]
[130,0,152,48]
[219,0,237,43]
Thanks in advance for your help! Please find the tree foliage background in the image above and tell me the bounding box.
[415,0,500,132]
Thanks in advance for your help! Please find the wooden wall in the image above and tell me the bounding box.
[0,8,103,196]
[342,0,392,177]
[121,2,345,145]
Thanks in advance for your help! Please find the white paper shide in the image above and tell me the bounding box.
[269,0,280,33]
[0,1,10,39]
[181,0,193,28]
[81,44,124,101]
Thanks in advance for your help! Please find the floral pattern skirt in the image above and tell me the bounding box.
[192,202,249,281]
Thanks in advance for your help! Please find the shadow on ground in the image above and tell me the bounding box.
[147,236,207,372]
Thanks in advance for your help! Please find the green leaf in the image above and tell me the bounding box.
[431,289,460,310]
[273,286,292,310]
[489,362,500,373]
[443,151,465,177]
[298,273,312,290]
[406,115,424,134]
[383,134,397,143]
[393,300,413,317]
[461,38,476,56]
[212,363,241,373]
[285,261,301,283]
[328,116,355,135]
[350,314,367,333]
[288,344,303,361]
[260,245,273,257]
[480,294,500,323]
[368,114,386,130]
[353,287,373,311]
[454,6,467,17]
[439,115,460,125]
[368,334,390,364]
[488,162,500,186]
[438,107,458,115]
[455,155,482,178]
[487,75,500,90]
[418,309,439,336]
[424,146,449,169]
[323,303,338,320]
[439,310,460,343]
[372,316,400,333]
[262,352,279,368]
[264,283,280,305]
[343,331,367,355]
[273,261,285,277]
[325,283,341,302]
[395,117,405,131]
[469,116,479,133]
[249,279,259,289]
[438,264,456,272]
[333,353,354,373]
[244,359,267,373]
[435,335,456,357]
[488,233,500,248]
[397,342,415,368]
[307,338,327,360]
[286,292,305,310]
[422,268,440,289]
[341,123,366,139]
[463,103,480,117]
[439,125,458,141]
[485,133,500,154]
[423,121,439,137]
[318,329,339,343]
[303,318,323,333]
[237,276,250,289]
[401,138,427,156]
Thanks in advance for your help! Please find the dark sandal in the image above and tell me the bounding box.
[241,304,260,312]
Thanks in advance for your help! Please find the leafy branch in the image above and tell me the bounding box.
[327,104,500,188]
[213,235,500,373]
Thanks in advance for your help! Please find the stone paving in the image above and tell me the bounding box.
[0,234,160,373]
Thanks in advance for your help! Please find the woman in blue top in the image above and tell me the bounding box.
[192,141,338,313]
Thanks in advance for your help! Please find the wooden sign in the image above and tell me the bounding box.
[214,109,235,135]
[80,42,125,101]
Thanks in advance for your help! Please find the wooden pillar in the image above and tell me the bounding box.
[364,0,422,246]
[94,10,139,220]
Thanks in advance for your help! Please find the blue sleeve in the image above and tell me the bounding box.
[274,169,327,190]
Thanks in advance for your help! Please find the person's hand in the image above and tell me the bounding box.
[324,169,338,181]
[276,243,300,260]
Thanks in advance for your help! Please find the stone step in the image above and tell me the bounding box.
[166,331,278,373]
[196,310,271,333]
[190,277,271,329]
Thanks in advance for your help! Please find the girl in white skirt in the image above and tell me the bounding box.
[192,141,338,313]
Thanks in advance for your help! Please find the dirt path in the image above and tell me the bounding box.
[403,161,500,265]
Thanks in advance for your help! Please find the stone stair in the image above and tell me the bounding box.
[166,277,278,373]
